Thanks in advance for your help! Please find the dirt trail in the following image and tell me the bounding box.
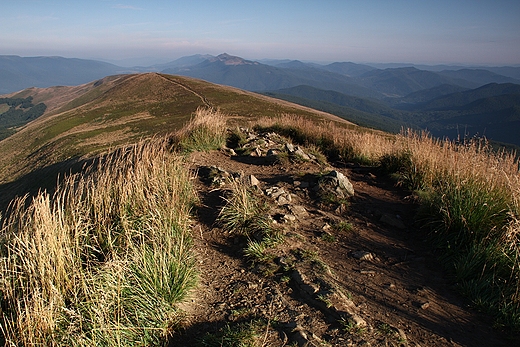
[169,138,515,346]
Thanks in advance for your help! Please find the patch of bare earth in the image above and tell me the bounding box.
[170,142,516,346]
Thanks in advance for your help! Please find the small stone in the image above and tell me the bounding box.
[277,195,291,205]
[285,143,295,152]
[360,270,376,274]
[420,302,430,310]
[352,314,367,327]
[248,174,260,187]
[250,147,262,157]
[266,148,278,156]
[283,214,296,222]
[380,213,406,229]
[329,170,355,197]
[268,187,286,199]
[294,147,311,160]
[292,269,320,295]
[289,205,308,218]
[352,251,374,261]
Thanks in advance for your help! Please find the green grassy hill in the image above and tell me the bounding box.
[0,73,350,201]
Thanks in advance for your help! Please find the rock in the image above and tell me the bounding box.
[316,170,355,203]
[293,146,311,160]
[380,213,406,229]
[266,148,278,157]
[248,174,260,187]
[289,205,308,218]
[420,302,430,310]
[277,194,292,205]
[283,214,296,223]
[351,314,367,327]
[327,170,354,197]
[285,143,295,152]
[266,186,286,199]
[292,269,320,295]
[352,251,374,261]
[250,147,262,157]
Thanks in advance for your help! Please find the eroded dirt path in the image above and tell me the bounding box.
[169,135,515,346]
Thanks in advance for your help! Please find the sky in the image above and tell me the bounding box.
[1,0,520,66]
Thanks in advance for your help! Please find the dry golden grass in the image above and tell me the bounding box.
[0,136,197,345]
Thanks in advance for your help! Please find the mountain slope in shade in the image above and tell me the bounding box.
[418,83,520,110]
[355,67,480,97]
[437,69,520,86]
[321,62,376,77]
[396,84,470,105]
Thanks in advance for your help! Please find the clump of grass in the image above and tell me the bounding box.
[0,138,197,346]
[175,107,227,152]
[199,319,266,347]
[217,179,284,269]
[217,180,272,237]
[333,221,353,232]
[321,232,336,243]
[226,127,248,149]
[339,317,366,336]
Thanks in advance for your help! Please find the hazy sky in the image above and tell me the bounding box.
[2,0,519,66]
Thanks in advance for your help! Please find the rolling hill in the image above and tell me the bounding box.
[0,73,350,186]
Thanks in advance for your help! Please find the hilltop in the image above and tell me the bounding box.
[0,75,518,346]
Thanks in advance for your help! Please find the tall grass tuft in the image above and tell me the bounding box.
[174,107,227,152]
[0,137,197,346]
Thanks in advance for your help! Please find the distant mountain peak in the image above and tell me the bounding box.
[211,53,257,66]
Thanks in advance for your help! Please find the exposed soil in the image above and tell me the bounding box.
[169,131,517,347]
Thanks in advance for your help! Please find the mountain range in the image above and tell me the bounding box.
[1,53,520,147]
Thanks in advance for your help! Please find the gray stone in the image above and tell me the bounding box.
[248,174,260,187]
[328,170,354,197]
[289,205,308,218]
[352,251,374,261]
[277,194,292,205]
[292,269,320,295]
[380,213,406,229]
[294,146,311,160]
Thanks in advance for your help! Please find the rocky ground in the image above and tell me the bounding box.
[169,128,516,347]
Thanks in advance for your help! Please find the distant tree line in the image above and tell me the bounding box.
[0,97,47,140]
[0,96,34,109]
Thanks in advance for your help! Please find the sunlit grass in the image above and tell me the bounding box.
[0,137,197,346]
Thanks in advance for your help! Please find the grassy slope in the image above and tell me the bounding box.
[0,73,350,185]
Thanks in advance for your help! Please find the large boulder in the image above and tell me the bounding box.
[316,170,354,202]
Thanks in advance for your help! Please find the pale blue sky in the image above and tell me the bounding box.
[1,0,519,65]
